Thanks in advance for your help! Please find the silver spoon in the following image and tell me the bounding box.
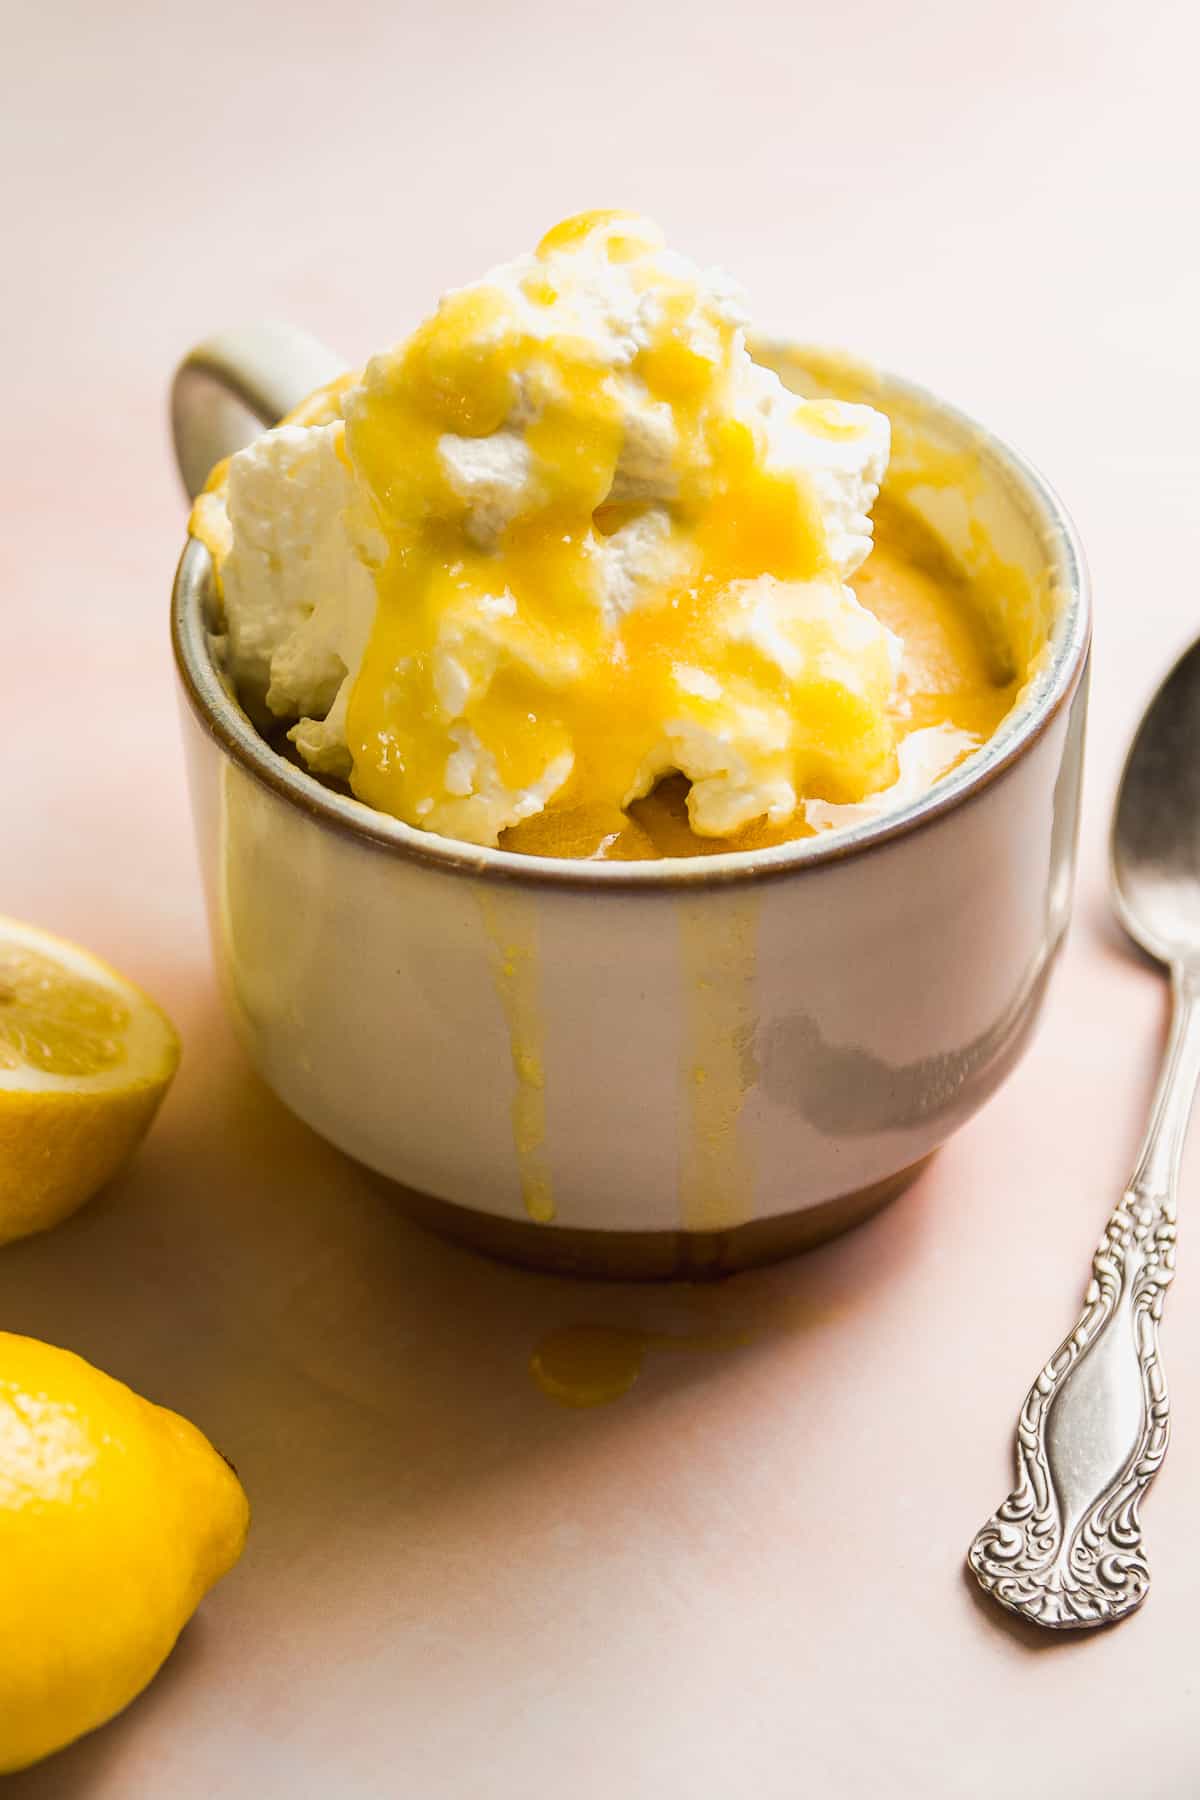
[968,636,1200,1629]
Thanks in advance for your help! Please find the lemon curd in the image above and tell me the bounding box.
[340,213,897,844]
[194,212,1028,858]
[503,496,1019,859]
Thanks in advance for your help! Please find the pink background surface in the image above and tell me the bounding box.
[3,1,1200,1793]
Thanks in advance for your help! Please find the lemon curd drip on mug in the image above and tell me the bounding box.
[195,210,1027,858]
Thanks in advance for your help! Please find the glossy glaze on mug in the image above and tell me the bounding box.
[173,344,1090,1255]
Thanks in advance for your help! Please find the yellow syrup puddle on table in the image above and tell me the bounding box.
[530,1299,840,1409]
[679,895,760,1233]
[478,890,555,1222]
[530,1322,746,1408]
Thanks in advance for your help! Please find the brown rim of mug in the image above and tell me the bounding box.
[171,369,1091,894]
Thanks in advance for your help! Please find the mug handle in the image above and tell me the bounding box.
[170,323,347,500]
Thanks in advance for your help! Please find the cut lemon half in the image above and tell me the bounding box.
[0,918,180,1247]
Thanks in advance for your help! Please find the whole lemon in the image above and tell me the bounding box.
[0,1332,249,1772]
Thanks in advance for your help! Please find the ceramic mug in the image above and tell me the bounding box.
[171,326,1090,1278]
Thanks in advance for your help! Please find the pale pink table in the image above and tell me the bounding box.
[4,2,1200,1793]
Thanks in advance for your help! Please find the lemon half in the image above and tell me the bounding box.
[0,918,180,1246]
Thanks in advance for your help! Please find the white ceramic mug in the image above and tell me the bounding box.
[171,327,1090,1277]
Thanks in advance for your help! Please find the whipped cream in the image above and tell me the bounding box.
[199,211,896,847]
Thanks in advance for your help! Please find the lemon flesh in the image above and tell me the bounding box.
[0,918,180,1246]
[0,1331,249,1773]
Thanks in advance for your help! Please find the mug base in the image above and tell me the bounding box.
[376,1154,934,1281]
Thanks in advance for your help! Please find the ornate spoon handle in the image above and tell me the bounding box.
[968,966,1200,1628]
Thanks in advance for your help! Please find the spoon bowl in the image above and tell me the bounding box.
[1112,635,1200,966]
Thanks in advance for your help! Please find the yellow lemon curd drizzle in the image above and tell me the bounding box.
[679,893,760,1230]
[187,215,1032,862]
[507,497,1019,860]
[477,890,554,1223]
[339,210,893,836]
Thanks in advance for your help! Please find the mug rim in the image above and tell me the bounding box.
[171,355,1091,892]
